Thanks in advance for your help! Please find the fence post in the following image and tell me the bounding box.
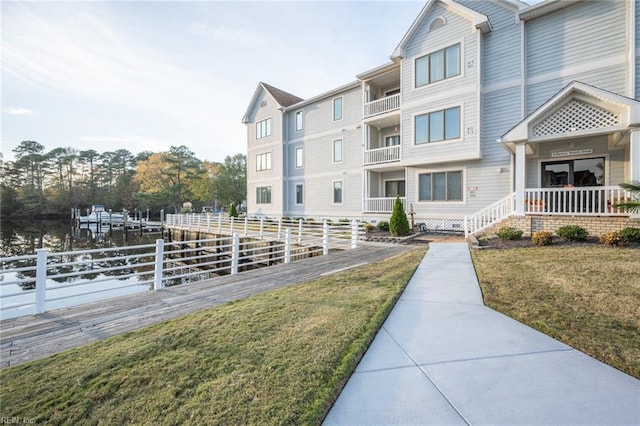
[217,213,222,234]
[298,219,303,245]
[231,233,240,274]
[277,217,282,241]
[207,213,211,233]
[259,217,264,240]
[285,228,291,264]
[230,216,235,235]
[322,220,329,255]
[154,239,165,290]
[244,216,248,236]
[464,216,469,238]
[351,219,358,249]
[35,248,48,314]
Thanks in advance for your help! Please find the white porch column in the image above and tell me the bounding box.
[630,129,640,183]
[514,142,527,216]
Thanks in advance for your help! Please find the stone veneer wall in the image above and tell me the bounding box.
[481,215,640,237]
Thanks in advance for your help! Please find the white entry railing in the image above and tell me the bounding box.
[364,145,401,165]
[525,186,632,215]
[464,193,516,237]
[364,197,406,213]
[1,220,364,319]
[364,93,400,118]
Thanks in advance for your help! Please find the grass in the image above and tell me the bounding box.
[0,248,426,425]
[472,246,640,379]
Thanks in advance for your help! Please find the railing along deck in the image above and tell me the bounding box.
[1,218,364,319]
[525,186,632,215]
[364,93,400,118]
[364,145,401,166]
[364,197,406,213]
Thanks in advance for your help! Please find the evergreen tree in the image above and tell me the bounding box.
[229,203,238,218]
[389,196,411,236]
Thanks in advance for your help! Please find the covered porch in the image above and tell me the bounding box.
[500,81,640,218]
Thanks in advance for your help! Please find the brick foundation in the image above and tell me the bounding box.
[482,215,640,237]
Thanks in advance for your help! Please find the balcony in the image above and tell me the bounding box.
[363,93,400,119]
[364,145,401,166]
[364,197,406,213]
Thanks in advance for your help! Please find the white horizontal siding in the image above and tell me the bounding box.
[526,1,626,77]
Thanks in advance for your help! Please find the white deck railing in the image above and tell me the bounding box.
[364,145,401,165]
[364,197,406,213]
[1,219,364,319]
[524,186,632,215]
[364,93,400,118]
[464,193,516,237]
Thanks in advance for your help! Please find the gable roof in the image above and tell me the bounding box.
[261,82,304,107]
[499,81,640,151]
[391,0,491,60]
[242,82,304,124]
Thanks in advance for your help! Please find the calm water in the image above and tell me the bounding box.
[0,219,163,319]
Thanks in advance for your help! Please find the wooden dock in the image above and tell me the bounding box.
[0,244,413,369]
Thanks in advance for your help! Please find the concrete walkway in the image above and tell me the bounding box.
[324,243,640,425]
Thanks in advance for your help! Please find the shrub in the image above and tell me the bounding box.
[532,230,553,246]
[338,218,351,223]
[281,216,290,222]
[389,196,411,236]
[377,221,389,232]
[229,203,238,218]
[363,222,375,232]
[599,231,623,246]
[556,225,588,242]
[496,226,523,241]
[619,227,640,243]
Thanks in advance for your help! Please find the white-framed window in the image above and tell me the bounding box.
[333,97,343,121]
[295,183,304,205]
[385,180,405,197]
[256,186,272,204]
[385,135,400,146]
[295,110,303,131]
[415,44,460,88]
[418,171,463,201]
[295,147,303,168]
[333,139,343,163]
[256,118,272,139]
[333,181,343,204]
[414,106,460,145]
[256,152,271,171]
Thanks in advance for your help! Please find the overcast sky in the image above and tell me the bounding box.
[1,0,537,164]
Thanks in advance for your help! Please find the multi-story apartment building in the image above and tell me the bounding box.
[243,0,640,234]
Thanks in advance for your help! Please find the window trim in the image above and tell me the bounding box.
[383,179,406,198]
[413,41,463,90]
[332,96,343,122]
[256,152,272,172]
[413,105,462,146]
[256,186,272,204]
[295,147,304,169]
[332,138,343,163]
[256,117,272,139]
[295,110,303,132]
[295,183,304,205]
[332,180,343,204]
[416,169,465,203]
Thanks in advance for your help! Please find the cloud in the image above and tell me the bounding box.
[2,107,34,116]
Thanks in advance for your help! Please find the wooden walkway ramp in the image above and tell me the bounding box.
[0,244,411,369]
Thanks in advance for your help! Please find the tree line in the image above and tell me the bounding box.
[1,141,246,219]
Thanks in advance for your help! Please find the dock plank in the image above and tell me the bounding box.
[0,245,412,368]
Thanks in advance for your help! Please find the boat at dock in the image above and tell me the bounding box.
[77,205,133,225]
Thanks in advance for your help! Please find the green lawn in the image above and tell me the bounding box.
[0,248,426,425]
[472,245,640,379]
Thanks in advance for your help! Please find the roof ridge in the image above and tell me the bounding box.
[261,82,304,107]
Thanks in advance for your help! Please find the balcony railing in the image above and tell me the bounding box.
[364,145,401,165]
[525,186,633,215]
[364,93,400,118]
[364,197,406,213]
